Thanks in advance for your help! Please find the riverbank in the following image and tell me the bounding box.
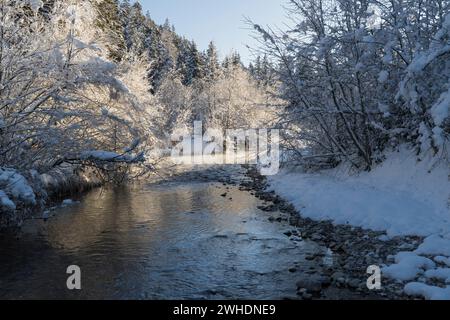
[150,161,412,299]
[259,149,450,300]
[237,166,413,300]
[0,166,102,229]
[140,159,442,299]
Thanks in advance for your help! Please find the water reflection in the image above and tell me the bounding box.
[0,182,326,300]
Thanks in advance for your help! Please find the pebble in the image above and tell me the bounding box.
[296,275,330,293]
[302,293,313,300]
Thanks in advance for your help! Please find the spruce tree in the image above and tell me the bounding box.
[95,0,126,62]
[205,41,221,80]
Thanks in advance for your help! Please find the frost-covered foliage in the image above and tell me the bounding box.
[398,13,450,155]
[252,0,450,170]
[0,0,156,171]
[0,0,160,216]
[154,53,280,142]
[204,64,279,130]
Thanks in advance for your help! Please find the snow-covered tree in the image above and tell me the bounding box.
[251,0,450,170]
[205,41,222,81]
[0,0,152,180]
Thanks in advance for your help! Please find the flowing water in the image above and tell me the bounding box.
[0,181,330,300]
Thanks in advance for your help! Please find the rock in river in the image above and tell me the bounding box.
[296,275,331,293]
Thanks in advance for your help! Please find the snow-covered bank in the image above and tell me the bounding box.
[0,166,101,228]
[269,150,449,237]
[267,148,450,299]
[0,168,37,212]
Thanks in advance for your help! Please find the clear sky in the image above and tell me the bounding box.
[136,0,288,65]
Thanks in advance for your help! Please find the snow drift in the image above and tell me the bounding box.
[268,147,450,299]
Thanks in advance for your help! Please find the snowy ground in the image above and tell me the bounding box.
[268,148,450,300]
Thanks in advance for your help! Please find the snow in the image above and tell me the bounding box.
[434,13,450,41]
[425,268,450,282]
[404,282,450,300]
[62,199,79,206]
[355,62,364,72]
[432,127,445,149]
[42,210,50,219]
[81,150,144,163]
[0,168,36,207]
[415,235,450,257]
[434,256,450,267]
[0,190,16,211]
[25,0,43,13]
[382,252,435,281]
[268,148,450,237]
[406,44,450,75]
[378,235,391,242]
[431,87,450,126]
[378,70,389,83]
[418,122,432,151]
[267,148,450,299]
[382,237,450,299]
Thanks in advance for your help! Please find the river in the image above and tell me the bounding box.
[0,179,332,300]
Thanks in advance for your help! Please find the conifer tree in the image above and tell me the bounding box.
[95,0,126,62]
[205,41,221,80]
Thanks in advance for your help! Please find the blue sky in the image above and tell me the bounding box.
[137,0,288,65]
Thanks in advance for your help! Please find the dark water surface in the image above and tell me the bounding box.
[0,182,329,299]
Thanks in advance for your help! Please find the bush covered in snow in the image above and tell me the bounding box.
[252,0,450,170]
[0,1,155,179]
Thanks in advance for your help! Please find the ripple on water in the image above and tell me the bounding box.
[0,182,328,300]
